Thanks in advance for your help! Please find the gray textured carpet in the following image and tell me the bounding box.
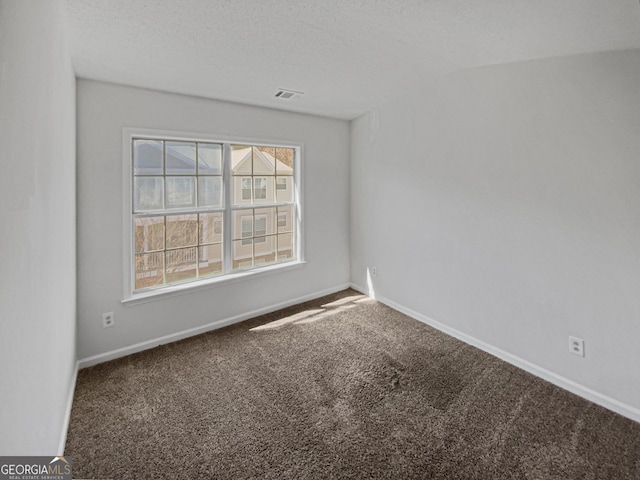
[65,289,640,479]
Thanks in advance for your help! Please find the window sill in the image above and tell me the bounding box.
[122,260,306,306]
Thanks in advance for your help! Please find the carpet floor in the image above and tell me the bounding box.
[65,289,640,479]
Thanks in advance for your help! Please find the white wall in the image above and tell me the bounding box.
[0,0,77,454]
[77,80,350,360]
[351,50,640,417]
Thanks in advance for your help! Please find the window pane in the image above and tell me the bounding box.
[198,176,222,207]
[199,212,223,244]
[134,177,164,212]
[278,233,294,261]
[165,247,198,284]
[134,216,164,253]
[166,214,198,249]
[232,209,252,240]
[135,252,164,290]
[277,205,294,233]
[166,176,195,208]
[276,148,294,174]
[134,140,163,175]
[232,239,253,270]
[255,207,276,236]
[231,145,252,175]
[253,146,275,175]
[254,176,274,203]
[197,143,222,175]
[166,141,196,175]
[199,244,223,278]
[255,235,276,266]
[275,176,293,202]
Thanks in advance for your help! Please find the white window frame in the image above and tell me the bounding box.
[122,128,305,305]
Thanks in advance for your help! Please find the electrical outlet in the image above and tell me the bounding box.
[569,336,584,357]
[102,312,115,329]
[371,267,378,277]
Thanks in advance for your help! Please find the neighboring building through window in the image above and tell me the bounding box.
[129,136,298,294]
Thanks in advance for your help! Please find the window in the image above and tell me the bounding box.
[277,212,287,229]
[254,178,267,199]
[241,178,252,200]
[241,216,253,246]
[254,215,267,244]
[127,134,300,297]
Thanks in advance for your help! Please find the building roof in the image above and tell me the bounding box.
[231,147,293,175]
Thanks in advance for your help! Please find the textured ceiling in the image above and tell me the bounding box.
[66,0,640,119]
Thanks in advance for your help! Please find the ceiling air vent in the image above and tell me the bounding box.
[274,89,303,100]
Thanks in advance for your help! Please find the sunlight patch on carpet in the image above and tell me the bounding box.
[250,309,325,331]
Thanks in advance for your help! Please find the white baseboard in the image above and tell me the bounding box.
[78,283,352,369]
[350,283,640,424]
[58,361,79,455]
